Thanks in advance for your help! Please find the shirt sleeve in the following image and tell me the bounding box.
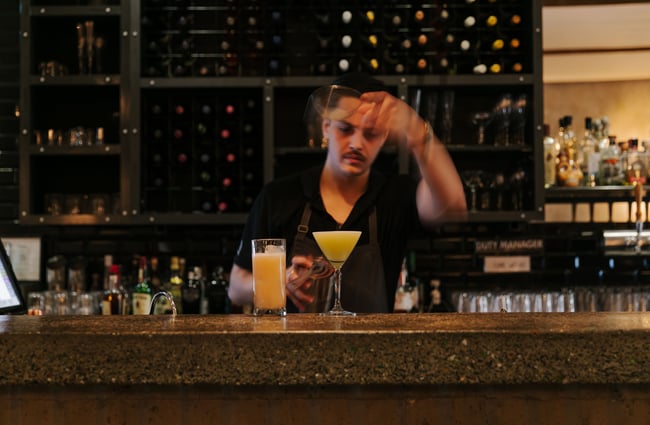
[232,188,270,271]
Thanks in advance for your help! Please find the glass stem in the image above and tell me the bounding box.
[331,268,344,313]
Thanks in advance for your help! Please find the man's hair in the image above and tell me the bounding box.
[330,72,386,94]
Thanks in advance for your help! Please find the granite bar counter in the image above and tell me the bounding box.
[2,313,650,424]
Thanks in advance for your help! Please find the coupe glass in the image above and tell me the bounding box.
[312,230,361,316]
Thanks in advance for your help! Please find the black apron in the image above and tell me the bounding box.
[291,203,388,313]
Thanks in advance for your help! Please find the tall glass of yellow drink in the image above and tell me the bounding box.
[251,238,287,316]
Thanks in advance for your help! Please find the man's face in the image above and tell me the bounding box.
[321,100,388,177]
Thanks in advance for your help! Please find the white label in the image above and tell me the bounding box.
[483,256,531,273]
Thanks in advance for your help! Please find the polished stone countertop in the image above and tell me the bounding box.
[2,313,650,386]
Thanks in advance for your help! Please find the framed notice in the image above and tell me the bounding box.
[0,237,41,282]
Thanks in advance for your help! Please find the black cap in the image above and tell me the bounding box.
[330,72,386,94]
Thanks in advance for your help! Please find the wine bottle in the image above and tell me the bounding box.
[341,9,353,25]
[463,15,476,28]
[509,38,521,50]
[167,256,184,314]
[267,58,282,75]
[361,57,381,73]
[205,266,231,314]
[362,10,376,26]
[485,15,498,28]
[491,38,505,51]
[341,34,353,49]
[338,58,352,73]
[414,9,425,25]
[414,57,429,73]
[132,256,152,315]
[416,33,428,49]
[181,267,202,314]
[270,10,283,26]
[489,62,503,74]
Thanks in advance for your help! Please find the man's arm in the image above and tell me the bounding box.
[358,91,467,225]
[228,263,253,306]
[409,119,468,225]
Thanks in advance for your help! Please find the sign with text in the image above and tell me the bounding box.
[484,256,531,273]
[475,238,544,254]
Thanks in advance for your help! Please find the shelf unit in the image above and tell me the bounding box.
[19,0,545,226]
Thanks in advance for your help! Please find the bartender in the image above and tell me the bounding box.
[228,72,467,313]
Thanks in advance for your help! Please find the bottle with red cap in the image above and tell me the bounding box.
[102,264,127,315]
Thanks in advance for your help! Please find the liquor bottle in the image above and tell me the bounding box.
[625,139,648,185]
[132,256,152,315]
[577,117,598,186]
[558,116,577,162]
[427,279,449,312]
[102,264,127,315]
[181,266,202,314]
[168,256,184,314]
[103,254,113,290]
[393,254,419,313]
[543,124,558,187]
[598,136,623,185]
[150,256,163,293]
[205,266,231,314]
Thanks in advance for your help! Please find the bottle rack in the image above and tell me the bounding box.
[19,0,544,226]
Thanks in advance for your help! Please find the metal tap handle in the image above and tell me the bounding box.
[149,291,177,316]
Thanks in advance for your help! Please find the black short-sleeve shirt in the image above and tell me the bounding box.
[233,165,423,306]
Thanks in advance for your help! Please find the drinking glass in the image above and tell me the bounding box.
[312,231,361,316]
[251,239,287,316]
[471,111,492,145]
[492,94,512,146]
[461,170,485,212]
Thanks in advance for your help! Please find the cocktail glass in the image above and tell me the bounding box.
[461,170,485,212]
[471,111,492,145]
[312,230,361,316]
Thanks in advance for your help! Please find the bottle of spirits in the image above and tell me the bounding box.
[102,264,127,315]
[393,254,419,313]
[102,254,113,290]
[168,256,184,314]
[625,139,648,185]
[598,136,623,185]
[577,117,598,186]
[427,279,449,312]
[205,266,231,314]
[181,266,202,314]
[559,116,577,162]
[543,124,558,187]
[132,256,152,315]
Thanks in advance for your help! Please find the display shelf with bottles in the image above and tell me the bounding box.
[19,0,543,226]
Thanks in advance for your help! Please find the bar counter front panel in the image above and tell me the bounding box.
[2,313,650,424]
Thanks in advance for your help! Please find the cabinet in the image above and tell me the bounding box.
[19,0,544,226]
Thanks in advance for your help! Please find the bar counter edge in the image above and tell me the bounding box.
[2,312,650,387]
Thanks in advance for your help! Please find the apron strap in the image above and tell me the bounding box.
[296,203,312,240]
[369,207,377,244]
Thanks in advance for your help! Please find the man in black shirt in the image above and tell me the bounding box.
[229,73,466,313]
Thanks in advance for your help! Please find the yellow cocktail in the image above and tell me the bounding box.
[312,231,361,316]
